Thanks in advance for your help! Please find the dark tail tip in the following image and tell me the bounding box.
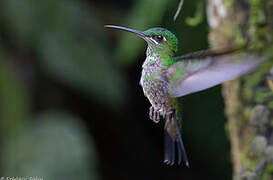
[164,131,189,167]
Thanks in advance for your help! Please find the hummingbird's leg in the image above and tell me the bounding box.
[149,106,160,123]
[153,109,159,123]
[149,106,153,120]
[153,108,157,122]
[155,106,161,122]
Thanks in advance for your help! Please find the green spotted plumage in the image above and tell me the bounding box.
[104,25,268,166]
[140,28,189,165]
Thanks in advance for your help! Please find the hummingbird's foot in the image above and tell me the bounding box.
[162,110,173,119]
[149,106,160,123]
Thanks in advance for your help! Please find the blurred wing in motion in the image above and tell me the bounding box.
[167,51,267,97]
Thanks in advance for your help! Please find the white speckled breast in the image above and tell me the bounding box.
[140,55,170,112]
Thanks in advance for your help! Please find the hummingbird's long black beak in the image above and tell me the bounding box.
[104,25,146,39]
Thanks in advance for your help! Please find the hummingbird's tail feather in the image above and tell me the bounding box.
[164,113,189,166]
[164,132,175,165]
[175,122,189,167]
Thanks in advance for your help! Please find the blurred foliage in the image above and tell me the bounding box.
[115,0,171,65]
[0,48,30,140]
[2,111,98,180]
[185,0,204,26]
[1,0,128,106]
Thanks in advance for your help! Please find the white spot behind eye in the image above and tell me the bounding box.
[150,38,159,44]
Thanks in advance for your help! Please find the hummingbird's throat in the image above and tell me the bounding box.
[146,45,175,57]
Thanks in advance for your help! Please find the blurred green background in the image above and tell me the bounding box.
[0,0,231,179]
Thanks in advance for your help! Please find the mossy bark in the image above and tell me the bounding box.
[207,0,273,179]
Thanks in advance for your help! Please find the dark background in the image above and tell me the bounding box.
[0,0,231,179]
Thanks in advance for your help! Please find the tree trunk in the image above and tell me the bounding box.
[207,0,273,179]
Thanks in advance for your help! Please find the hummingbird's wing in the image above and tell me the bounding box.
[167,51,268,98]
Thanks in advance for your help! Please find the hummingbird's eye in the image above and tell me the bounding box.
[153,35,164,42]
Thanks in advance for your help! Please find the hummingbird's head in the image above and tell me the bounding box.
[104,25,178,56]
[143,27,178,54]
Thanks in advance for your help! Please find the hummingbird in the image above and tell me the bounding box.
[104,25,267,166]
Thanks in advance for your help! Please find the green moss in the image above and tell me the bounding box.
[245,71,264,88]
[262,164,273,180]
[244,61,273,102]
[267,101,273,108]
[233,25,246,47]
[234,32,246,47]
[244,107,252,119]
[247,65,269,88]
[243,86,254,101]
[269,117,273,127]
[255,88,273,104]
[221,21,246,47]
[249,0,266,26]
[241,153,260,171]
[248,0,267,51]
[224,0,235,9]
